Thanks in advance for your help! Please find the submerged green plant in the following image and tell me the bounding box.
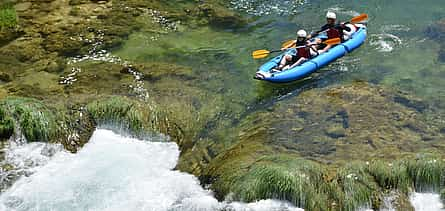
[0,97,59,142]
[404,155,445,192]
[0,3,17,29]
[368,160,412,193]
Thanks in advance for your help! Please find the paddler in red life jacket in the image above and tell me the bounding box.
[273,30,317,72]
[309,11,345,54]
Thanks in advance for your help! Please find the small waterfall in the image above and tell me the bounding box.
[0,129,302,211]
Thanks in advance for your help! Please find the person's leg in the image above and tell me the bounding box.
[272,55,290,72]
[287,57,307,69]
[295,57,307,66]
[277,55,291,69]
[318,44,332,54]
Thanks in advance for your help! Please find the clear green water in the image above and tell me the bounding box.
[114,0,445,109]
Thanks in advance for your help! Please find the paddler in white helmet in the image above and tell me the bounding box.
[273,29,317,72]
[309,11,346,54]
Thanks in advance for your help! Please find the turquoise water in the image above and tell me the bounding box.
[115,0,445,108]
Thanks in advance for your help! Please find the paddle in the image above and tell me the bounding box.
[310,13,368,37]
[252,38,341,59]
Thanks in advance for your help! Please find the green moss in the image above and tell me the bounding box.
[0,4,17,29]
[336,163,380,211]
[368,160,412,193]
[404,155,445,192]
[0,97,59,142]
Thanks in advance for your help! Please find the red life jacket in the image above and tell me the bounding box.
[326,27,341,39]
[295,40,311,58]
[297,47,311,58]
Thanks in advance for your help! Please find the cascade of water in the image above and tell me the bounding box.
[0,129,302,211]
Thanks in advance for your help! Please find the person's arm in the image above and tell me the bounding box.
[309,24,330,38]
[281,40,296,51]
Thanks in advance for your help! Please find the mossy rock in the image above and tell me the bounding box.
[0,3,17,30]
[196,2,247,29]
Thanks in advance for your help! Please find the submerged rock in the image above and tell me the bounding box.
[425,18,445,63]
[194,82,445,210]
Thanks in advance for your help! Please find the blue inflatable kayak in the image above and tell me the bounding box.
[254,26,367,83]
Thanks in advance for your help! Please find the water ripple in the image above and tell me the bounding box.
[230,0,306,16]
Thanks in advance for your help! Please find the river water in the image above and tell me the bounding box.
[0,129,302,211]
[1,0,445,210]
[115,0,445,105]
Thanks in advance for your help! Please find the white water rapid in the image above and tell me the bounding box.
[0,129,302,211]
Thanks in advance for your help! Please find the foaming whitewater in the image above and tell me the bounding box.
[0,135,63,191]
[0,129,302,211]
[410,193,445,211]
[369,24,409,53]
[369,33,402,52]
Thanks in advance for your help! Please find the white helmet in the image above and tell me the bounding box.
[297,29,307,38]
[326,11,336,19]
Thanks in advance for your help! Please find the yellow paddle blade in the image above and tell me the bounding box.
[350,13,368,24]
[282,40,296,48]
[323,37,341,45]
[252,49,270,59]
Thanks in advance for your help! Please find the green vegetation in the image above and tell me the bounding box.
[86,97,147,135]
[229,155,331,210]
[368,160,412,193]
[336,163,380,210]
[404,155,445,192]
[0,97,59,142]
[0,107,14,140]
[0,3,17,29]
[85,96,180,140]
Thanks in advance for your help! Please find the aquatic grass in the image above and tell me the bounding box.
[368,160,412,193]
[336,163,380,211]
[86,97,145,134]
[233,155,330,210]
[85,96,179,140]
[0,107,14,140]
[0,97,59,142]
[0,3,17,29]
[403,155,445,192]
